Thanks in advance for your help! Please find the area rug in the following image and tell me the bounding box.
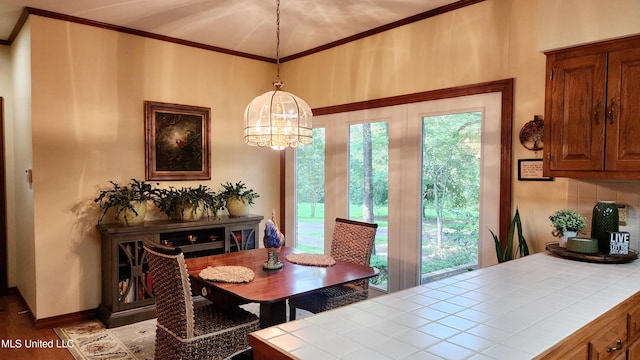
[54,319,155,360]
[54,303,261,360]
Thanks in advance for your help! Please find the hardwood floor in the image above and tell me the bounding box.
[0,293,74,360]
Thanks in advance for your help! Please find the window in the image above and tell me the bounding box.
[349,122,389,289]
[420,112,481,283]
[285,81,512,294]
[294,128,325,254]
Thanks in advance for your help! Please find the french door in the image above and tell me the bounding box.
[286,91,505,294]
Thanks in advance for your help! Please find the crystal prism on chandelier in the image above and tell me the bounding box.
[243,0,313,150]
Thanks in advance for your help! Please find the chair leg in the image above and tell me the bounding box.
[289,304,296,321]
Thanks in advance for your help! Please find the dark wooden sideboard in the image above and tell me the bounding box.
[97,214,263,328]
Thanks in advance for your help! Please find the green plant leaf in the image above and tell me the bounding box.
[514,209,529,257]
[490,207,529,263]
[490,229,504,263]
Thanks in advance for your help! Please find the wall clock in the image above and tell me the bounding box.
[519,115,544,151]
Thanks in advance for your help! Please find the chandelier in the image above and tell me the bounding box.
[243,0,313,150]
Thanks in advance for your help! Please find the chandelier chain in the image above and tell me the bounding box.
[275,0,281,80]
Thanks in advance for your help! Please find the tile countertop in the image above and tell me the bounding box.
[250,251,640,360]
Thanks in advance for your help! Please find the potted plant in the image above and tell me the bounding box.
[549,209,587,247]
[219,181,260,217]
[490,208,529,263]
[155,185,224,221]
[94,178,158,227]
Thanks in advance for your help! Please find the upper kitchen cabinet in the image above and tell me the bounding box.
[543,35,640,179]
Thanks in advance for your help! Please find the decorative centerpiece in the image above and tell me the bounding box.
[263,210,285,269]
[549,209,587,248]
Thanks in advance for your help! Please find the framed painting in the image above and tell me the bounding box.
[145,101,210,180]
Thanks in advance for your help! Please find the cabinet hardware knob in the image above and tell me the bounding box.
[593,101,601,125]
[608,98,617,125]
[607,339,622,352]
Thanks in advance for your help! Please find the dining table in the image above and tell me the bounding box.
[185,246,379,328]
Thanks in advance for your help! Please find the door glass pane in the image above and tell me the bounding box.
[421,112,481,284]
[295,127,325,254]
[349,122,389,291]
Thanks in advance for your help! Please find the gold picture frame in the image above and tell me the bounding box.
[145,101,210,180]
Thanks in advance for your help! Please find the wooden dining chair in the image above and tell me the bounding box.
[288,218,378,320]
[143,239,260,360]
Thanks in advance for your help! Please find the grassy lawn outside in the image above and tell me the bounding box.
[297,202,389,227]
[296,202,478,288]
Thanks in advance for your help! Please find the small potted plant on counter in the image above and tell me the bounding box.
[549,208,587,248]
[94,178,158,227]
[219,181,260,217]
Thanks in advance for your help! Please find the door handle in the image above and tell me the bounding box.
[593,101,601,125]
[608,98,617,125]
[607,339,622,352]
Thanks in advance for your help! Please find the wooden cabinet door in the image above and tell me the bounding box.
[605,47,640,172]
[546,52,607,171]
[561,343,589,360]
[589,318,627,360]
[629,302,640,348]
[546,52,607,172]
[627,302,640,359]
[628,338,640,360]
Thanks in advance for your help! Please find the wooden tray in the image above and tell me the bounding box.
[546,242,638,264]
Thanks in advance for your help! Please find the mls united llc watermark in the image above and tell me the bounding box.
[1,338,74,349]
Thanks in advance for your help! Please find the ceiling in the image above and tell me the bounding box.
[0,0,465,60]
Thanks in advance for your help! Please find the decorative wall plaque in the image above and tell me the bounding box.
[519,115,544,151]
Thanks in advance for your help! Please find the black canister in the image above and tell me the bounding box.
[591,201,619,253]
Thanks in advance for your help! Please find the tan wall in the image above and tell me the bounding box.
[23,16,279,319]
[285,0,511,106]
[538,0,640,51]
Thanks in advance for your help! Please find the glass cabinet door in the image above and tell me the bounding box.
[116,239,154,310]
[228,225,257,252]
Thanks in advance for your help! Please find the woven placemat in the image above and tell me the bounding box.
[285,253,336,267]
[199,266,254,283]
